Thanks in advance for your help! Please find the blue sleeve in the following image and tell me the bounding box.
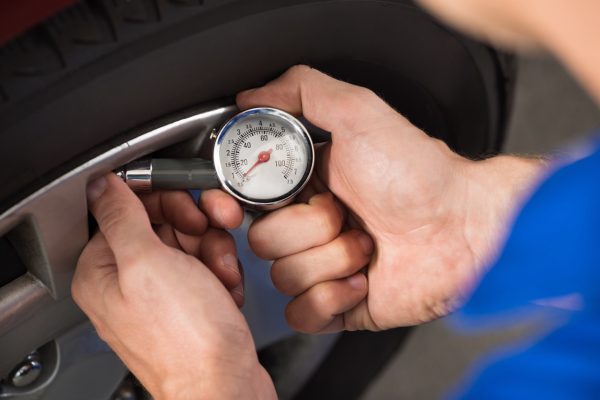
[450,140,600,399]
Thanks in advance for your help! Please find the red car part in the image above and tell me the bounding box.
[0,0,75,46]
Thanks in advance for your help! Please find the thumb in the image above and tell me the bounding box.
[87,174,161,266]
[236,65,397,140]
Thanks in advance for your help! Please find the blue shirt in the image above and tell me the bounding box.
[452,140,600,399]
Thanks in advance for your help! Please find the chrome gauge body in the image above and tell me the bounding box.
[213,107,315,210]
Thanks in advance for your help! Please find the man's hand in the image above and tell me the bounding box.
[72,175,275,400]
[241,65,545,333]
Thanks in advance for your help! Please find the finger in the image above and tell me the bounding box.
[198,228,242,290]
[200,189,244,229]
[87,174,162,266]
[236,65,398,137]
[248,192,345,260]
[139,190,208,236]
[315,297,380,333]
[157,224,244,290]
[295,154,330,203]
[285,273,368,333]
[230,259,245,308]
[154,222,207,258]
[154,222,242,290]
[153,224,244,308]
[305,143,336,207]
[295,179,325,204]
[294,184,318,204]
[314,142,333,190]
[271,230,374,296]
[155,224,182,250]
[72,232,121,317]
[230,286,244,308]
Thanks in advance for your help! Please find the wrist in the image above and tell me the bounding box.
[156,356,275,400]
[458,154,548,274]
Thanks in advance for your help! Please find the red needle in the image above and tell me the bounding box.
[243,148,273,177]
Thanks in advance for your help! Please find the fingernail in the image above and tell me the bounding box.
[231,283,245,307]
[347,274,366,290]
[232,283,244,297]
[357,232,374,255]
[222,253,241,278]
[87,176,107,203]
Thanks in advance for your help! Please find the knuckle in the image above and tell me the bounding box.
[71,267,93,309]
[121,257,146,273]
[288,64,313,79]
[119,249,154,271]
[337,233,369,273]
[312,284,336,315]
[340,260,359,276]
[284,302,313,333]
[284,303,301,330]
[270,260,287,293]
[247,221,259,243]
[118,250,159,285]
[97,199,130,235]
[250,207,310,259]
[94,324,113,344]
[247,222,272,260]
[330,236,352,265]
[286,204,308,223]
[70,279,84,306]
[311,202,343,244]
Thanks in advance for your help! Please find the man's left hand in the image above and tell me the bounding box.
[72,174,275,400]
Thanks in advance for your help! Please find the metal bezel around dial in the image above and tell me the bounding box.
[213,107,315,210]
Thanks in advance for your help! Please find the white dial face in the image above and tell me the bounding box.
[215,109,313,203]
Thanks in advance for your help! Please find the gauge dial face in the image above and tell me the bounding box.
[214,108,314,207]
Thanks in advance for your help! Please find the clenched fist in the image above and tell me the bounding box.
[241,66,544,333]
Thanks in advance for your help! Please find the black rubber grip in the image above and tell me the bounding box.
[151,158,220,190]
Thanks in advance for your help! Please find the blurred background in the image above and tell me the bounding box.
[2,2,600,398]
[361,54,600,400]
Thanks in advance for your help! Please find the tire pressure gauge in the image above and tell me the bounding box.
[116,107,315,210]
[214,107,314,209]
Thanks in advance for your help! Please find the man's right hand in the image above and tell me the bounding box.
[240,65,545,333]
